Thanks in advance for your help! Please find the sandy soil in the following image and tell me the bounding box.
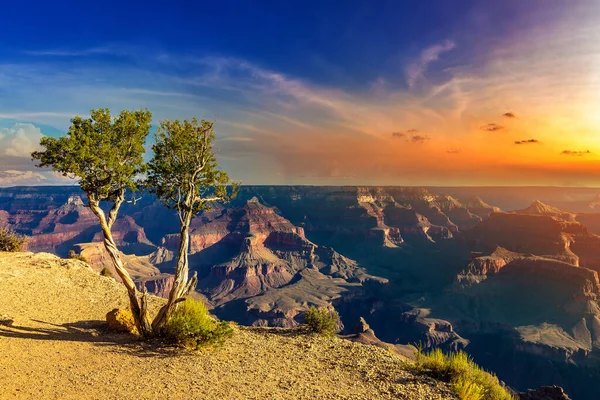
[0,252,457,399]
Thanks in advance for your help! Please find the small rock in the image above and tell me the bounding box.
[0,314,14,326]
[106,308,138,335]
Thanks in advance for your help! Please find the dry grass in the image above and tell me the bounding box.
[164,298,233,348]
[0,227,26,252]
[414,348,515,400]
[303,306,340,335]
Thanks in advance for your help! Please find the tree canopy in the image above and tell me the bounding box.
[146,118,237,216]
[32,108,152,201]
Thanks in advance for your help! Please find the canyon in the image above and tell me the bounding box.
[3,185,600,398]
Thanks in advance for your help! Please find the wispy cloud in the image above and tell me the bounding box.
[0,112,75,119]
[23,46,117,57]
[406,40,456,88]
[514,139,539,145]
[480,123,505,132]
[411,135,429,143]
[561,150,591,156]
[0,170,47,185]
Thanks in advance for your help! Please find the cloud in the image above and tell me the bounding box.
[391,130,428,143]
[0,122,75,186]
[411,135,429,143]
[392,128,420,139]
[446,148,461,154]
[480,123,505,132]
[0,123,43,157]
[219,136,254,142]
[561,150,591,156]
[503,112,517,119]
[0,170,46,185]
[0,112,74,119]
[406,40,456,88]
[23,46,118,57]
[514,139,539,144]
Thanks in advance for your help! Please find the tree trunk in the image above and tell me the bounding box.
[151,208,197,333]
[88,197,152,336]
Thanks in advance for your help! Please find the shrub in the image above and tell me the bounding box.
[100,266,113,278]
[164,298,233,348]
[303,306,340,335]
[414,348,515,400]
[0,227,27,252]
[68,250,89,263]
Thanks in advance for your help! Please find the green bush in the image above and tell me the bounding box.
[414,348,515,400]
[100,266,113,278]
[68,249,89,263]
[303,306,340,335]
[0,227,27,252]
[164,298,233,348]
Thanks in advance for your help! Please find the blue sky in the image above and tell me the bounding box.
[1,0,600,186]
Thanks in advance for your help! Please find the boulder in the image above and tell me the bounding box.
[518,386,571,400]
[350,317,375,335]
[106,308,138,335]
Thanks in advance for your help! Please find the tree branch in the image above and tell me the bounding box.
[107,187,125,228]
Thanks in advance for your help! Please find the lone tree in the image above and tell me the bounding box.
[31,108,153,335]
[146,118,237,332]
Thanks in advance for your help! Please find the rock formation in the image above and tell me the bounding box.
[73,242,161,282]
[518,386,571,400]
[343,317,417,359]
[514,201,577,222]
[134,274,175,298]
[154,197,387,326]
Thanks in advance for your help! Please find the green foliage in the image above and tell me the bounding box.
[414,348,515,400]
[100,266,113,278]
[0,227,27,252]
[164,298,233,348]
[68,250,88,263]
[303,306,340,335]
[146,118,238,215]
[31,108,152,201]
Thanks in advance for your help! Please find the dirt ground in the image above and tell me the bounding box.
[0,252,456,399]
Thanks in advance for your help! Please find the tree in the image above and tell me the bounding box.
[146,118,238,332]
[31,108,153,335]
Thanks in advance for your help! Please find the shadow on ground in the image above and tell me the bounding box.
[242,325,309,338]
[0,319,185,358]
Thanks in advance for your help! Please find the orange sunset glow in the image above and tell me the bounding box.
[1,0,600,186]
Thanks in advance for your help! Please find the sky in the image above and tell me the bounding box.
[1,0,600,186]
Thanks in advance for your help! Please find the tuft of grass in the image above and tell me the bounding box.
[100,266,113,278]
[68,250,89,263]
[0,227,27,252]
[164,298,233,349]
[303,306,340,336]
[414,348,515,400]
